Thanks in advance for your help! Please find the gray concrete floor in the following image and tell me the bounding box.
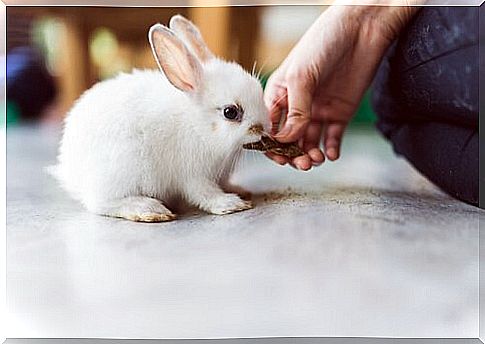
[6,125,482,338]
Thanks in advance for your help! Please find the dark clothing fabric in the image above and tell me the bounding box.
[372,7,479,206]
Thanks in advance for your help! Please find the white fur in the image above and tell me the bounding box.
[51,18,268,222]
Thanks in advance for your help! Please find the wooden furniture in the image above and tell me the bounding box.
[7,6,261,115]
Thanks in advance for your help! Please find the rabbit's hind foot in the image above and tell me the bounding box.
[94,196,176,223]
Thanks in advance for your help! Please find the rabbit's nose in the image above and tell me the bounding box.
[247,123,264,135]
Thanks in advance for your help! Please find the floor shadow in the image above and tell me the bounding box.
[249,184,483,217]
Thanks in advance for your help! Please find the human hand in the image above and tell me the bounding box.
[264,5,418,170]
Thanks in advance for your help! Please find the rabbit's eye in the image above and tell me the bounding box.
[223,104,243,122]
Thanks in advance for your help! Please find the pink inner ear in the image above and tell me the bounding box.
[152,28,201,93]
[170,17,214,63]
[181,28,212,63]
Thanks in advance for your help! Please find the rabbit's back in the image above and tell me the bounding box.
[55,69,186,208]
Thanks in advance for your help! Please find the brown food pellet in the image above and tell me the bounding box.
[243,135,304,158]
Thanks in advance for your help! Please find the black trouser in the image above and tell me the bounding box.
[372,7,479,207]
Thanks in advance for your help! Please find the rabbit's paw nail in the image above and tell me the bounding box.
[209,195,253,215]
[129,213,177,223]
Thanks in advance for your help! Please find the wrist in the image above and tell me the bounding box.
[327,5,420,44]
[372,6,420,41]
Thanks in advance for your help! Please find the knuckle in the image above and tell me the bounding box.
[286,69,306,83]
[288,109,310,123]
[286,67,316,89]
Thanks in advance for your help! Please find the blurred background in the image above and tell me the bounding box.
[4,6,376,126]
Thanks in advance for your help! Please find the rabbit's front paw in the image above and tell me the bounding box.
[221,183,252,201]
[208,194,253,215]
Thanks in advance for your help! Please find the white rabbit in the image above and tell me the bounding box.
[50,15,269,222]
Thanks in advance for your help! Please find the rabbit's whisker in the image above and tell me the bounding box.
[251,60,258,78]
[256,61,267,80]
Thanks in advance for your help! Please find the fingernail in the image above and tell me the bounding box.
[326,148,338,160]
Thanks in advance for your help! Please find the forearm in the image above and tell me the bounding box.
[324,4,421,43]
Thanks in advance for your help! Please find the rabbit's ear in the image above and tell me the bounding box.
[169,14,214,63]
[149,24,202,92]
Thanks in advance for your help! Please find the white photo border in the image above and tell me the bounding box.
[1,1,483,343]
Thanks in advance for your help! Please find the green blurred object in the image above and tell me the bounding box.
[351,90,377,126]
[259,71,376,127]
[6,101,21,126]
[260,72,270,90]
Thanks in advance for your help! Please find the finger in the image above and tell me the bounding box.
[269,95,288,134]
[323,122,346,161]
[269,107,283,135]
[263,73,280,108]
[292,154,312,171]
[276,109,289,135]
[302,122,324,165]
[273,76,313,143]
[307,148,325,166]
[265,151,289,165]
[264,80,288,133]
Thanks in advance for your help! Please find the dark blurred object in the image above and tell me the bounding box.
[7,9,57,123]
[372,7,479,207]
[7,46,57,123]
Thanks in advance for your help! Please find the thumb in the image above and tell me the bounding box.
[273,76,313,143]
